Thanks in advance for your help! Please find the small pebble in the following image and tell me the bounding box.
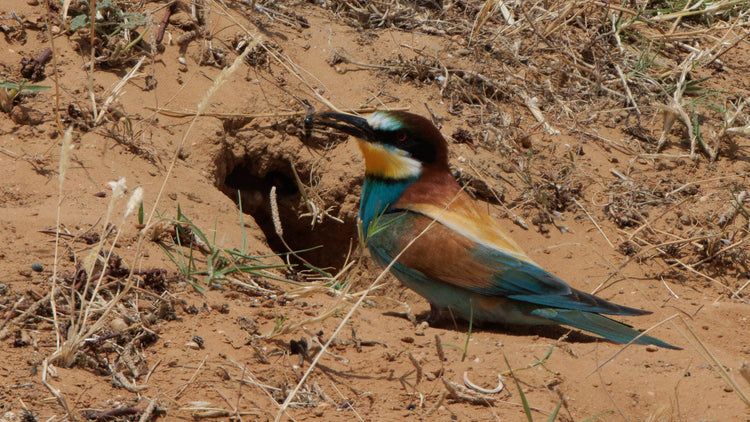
[724,386,734,393]
[31,263,44,272]
[646,345,658,352]
[414,321,428,336]
[110,317,127,332]
[185,341,201,350]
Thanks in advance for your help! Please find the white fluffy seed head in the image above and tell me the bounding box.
[124,187,143,219]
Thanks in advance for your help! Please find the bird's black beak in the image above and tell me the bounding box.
[307,112,374,141]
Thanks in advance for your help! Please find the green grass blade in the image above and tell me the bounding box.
[504,353,533,422]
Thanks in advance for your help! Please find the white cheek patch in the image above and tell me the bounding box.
[367,111,402,131]
[388,146,422,177]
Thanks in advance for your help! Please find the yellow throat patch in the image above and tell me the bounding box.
[357,140,422,179]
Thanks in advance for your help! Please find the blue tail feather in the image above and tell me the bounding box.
[532,308,681,350]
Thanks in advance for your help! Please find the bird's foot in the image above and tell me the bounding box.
[425,302,443,326]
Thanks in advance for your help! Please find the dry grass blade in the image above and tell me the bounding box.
[94,56,146,126]
[740,362,750,389]
[678,318,750,408]
[50,128,73,350]
[470,0,502,43]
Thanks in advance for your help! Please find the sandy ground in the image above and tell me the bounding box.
[1,0,749,421]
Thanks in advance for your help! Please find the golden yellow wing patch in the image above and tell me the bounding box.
[400,199,537,265]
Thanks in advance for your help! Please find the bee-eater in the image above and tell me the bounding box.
[310,110,679,349]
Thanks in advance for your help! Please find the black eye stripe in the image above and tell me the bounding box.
[373,129,437,164]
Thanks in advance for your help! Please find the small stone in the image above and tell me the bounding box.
[185,341,201,349]
[31,263,44,272]
[10,106,44,126]
[401,336,415,344]
[415,321,428,336]
[724,386,734,393]
[110,317,128,332]
[646,345,659,352]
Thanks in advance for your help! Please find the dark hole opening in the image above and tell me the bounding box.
[219,159,356,271]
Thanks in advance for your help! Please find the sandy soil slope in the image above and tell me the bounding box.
[1,0,749,420]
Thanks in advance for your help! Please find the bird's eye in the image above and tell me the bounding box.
[396,132,407,142]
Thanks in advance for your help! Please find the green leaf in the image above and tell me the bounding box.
[0,81,51,92]
[121,12,150,29]
[138,201,144,225]
[504,354,533,422]
[546,400,563,422]
[70,14,89,31]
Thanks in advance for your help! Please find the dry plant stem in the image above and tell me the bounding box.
[440,378,503,407]
[425,391,447,416]
[270,185,322,269]
[42,358,74,419]
[678,317,750,408]
[174,354,208,400]
[470,0,501,43]
[155,2,175,44]
[0,297,24,334]
[572,198,613,249]
[51,129,73,350]
[740,362,750,389]
[0,292,52,340]
[94,57,147,126]
[273,190,466,421]
[435,334,445,363]
[463,372,504,394]
[89,0,98,122]
[51,179,130,366]
[145,106,402,119]
[231,362,288,414]
[594,347,627,421]
[669,257,741,299]
[44,7,63,134]
[408,352,423,385]
[615,64,640,115]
